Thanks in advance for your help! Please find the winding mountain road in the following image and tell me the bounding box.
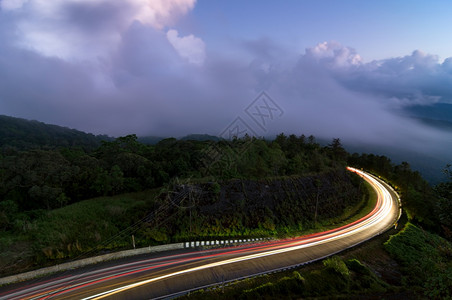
[0,168,401,300]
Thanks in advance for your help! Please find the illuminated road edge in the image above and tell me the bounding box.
[82,167,401,300]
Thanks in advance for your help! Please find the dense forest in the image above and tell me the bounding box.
[0,131,354,231]
[0,123,347,216]
[0,115,451,297]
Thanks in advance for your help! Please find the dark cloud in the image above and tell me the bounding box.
[0,3,451,167]
[113,22,182,80]
[62,1,132,34]
[0,42,97,123]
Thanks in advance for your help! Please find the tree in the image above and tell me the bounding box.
[110,165,125,194]
[328,138,348,163]
[0,200,18,230]
[286,134,301,158]
[274,133,287,150]
[436,165,452,239]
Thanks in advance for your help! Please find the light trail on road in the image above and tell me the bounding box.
[0,168,400,300]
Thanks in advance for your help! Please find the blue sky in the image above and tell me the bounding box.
[192,0,452,62]
[0,0,451,167]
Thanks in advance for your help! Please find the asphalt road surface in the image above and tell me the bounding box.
[0,168,401,300]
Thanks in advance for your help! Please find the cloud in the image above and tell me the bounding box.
[0,0,451,173]
[131,0,196,29]
[305,41,362,68]
[166,29,206,65]
[0,0,27,11]
[226,41,452,160]
[2,0,197,60]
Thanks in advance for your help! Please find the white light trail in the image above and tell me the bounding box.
[82,167,397,300]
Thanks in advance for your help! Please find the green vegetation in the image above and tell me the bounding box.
[0,115,110,150]
[316,180,377,230]
[0,131,353,227]
[0,190,160,274]
[163,170,366,241]
[384,222,452,298]
[436,164,452,240]
[0,132,345,214]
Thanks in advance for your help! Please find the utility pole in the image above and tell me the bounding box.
[314,180,320,226]
[189,187,192,234]
[132,235,135,249]
[314,192,319,226]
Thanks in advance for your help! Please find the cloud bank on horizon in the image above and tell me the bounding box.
[0,0,451,159]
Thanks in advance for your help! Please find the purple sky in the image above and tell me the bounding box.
[1,0,452,162]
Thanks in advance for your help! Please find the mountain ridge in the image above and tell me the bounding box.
[0,115,111,150]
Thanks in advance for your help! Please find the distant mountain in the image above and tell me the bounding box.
[0,115,111,150]
[414,118,452,131]
[137,134,220,145]
[137,136,166,145]
[179,134,221,141]
[344,142,449,184]
[405,103,452,131]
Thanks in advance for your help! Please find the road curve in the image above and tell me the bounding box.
[0,168,401,300]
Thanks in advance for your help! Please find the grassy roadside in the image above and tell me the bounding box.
[0,189,161,277]
[384,222,452,298]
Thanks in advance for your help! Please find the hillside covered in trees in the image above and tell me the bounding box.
[0,123,347,213]
[0,116,451,297]
[0,115,111,150]
[0,120,365,274]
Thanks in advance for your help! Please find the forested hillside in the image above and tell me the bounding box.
[0,132,343,214]
[0,129,364,274]
[0,115,110,150]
